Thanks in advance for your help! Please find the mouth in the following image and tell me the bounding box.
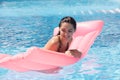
[61,34,71,39]
[65,35,71,39]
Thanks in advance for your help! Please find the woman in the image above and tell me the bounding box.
[44,16,82,58]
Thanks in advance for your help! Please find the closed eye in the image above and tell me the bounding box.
[61,29,66,32]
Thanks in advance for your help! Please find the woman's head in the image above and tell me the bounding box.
[58,16,76,39]
[59,16,76,31]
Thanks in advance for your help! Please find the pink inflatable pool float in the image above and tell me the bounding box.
[0,20,104,72]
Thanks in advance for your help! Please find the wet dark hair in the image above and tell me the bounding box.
[57,16,76,35]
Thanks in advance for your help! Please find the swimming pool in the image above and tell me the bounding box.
[0,0,120,80]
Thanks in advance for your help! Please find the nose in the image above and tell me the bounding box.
[65,31,71,37]
[65,31,69,36]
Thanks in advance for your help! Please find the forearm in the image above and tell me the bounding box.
[65,49,82,58]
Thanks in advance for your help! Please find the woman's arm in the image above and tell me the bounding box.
[65,49,82,58]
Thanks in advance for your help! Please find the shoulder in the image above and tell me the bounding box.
[49,36,59,44]
[44,36,59,50]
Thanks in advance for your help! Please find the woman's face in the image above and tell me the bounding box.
[59,22,75,40]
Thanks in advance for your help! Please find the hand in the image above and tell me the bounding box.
[65,49,82,58]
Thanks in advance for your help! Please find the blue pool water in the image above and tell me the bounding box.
[0,0,120,80]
